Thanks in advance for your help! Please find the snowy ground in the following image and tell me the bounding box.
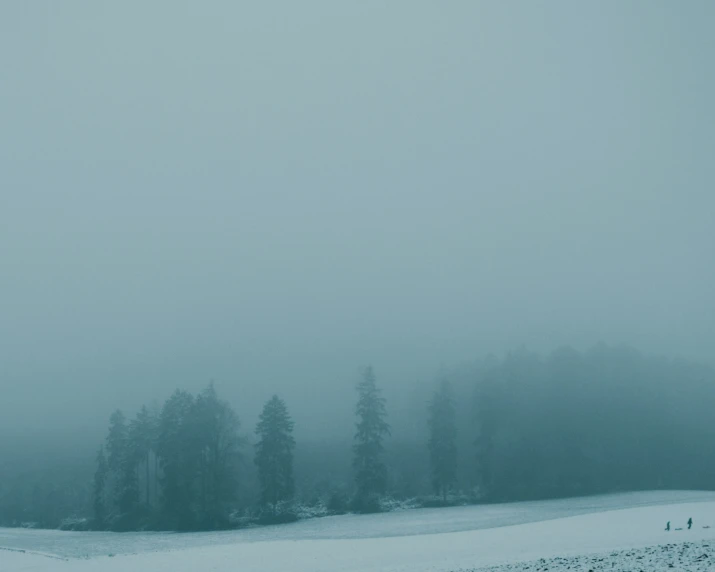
[468,541,715,572]
[2,490,715,572]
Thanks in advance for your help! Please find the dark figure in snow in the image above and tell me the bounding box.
[688,518,693,530]
[665,521,670,531]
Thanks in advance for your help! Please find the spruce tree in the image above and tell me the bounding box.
[254,395,295,512]
[191,383,242,527]
[428,379,457,502]
[93,446,108,527]
[353,366,390,509]
[157,390,196,529]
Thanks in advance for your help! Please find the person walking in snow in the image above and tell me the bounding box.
[665,521,670,531]
[688,518,693,530]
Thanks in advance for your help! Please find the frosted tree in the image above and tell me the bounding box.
[353,366,390,509]
[428,379,457,502]
[254,395,295,512]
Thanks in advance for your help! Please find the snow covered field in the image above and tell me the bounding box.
[472,541,715,572]
[2,490,715,572]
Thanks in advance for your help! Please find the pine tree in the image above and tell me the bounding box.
[254,395,295,512]
[191,383,242,527]
[428,379,457,502]
[157,389,197,529]
[353,366,390,508]
[93,446,108,527]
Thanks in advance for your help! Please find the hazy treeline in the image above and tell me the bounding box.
[1,344,714,531]
[95,384,243,530]
[462,345,715,499]
[92,384,304,531]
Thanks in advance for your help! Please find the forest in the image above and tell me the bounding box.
[1,344,714,531]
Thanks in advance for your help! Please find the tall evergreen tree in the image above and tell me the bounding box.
[93,446,108,527]
[157,390,197,529]
[254,395,295,512]
[428,379,457,501]
[191,383,242,527]
[353,366,390,505]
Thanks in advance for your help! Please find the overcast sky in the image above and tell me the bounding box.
[1,1,714,444]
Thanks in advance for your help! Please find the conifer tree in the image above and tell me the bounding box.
[192,383,242,526]
[428,379,457,502]
[254,395,295,512]
[157,389,196,529]
[353,366,390,507]
[104,409,139,516]
[93,446,108,527]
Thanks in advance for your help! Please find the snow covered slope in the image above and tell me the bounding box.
[2,491,715,572]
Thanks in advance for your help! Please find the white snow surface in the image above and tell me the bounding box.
[471,541,715,572]
[2,491,715,572]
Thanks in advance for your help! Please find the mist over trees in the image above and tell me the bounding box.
[463,345,715,500]
[1,344,715,531]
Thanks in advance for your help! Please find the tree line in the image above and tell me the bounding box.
[92,367,402,529]
[2,344,715,530]
[93,384,294,530]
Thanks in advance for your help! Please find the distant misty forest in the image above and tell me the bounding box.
[1,344,714,531]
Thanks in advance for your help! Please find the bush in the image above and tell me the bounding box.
[293,502,329,520]
[380,497,420,511]
[228,508,254,529]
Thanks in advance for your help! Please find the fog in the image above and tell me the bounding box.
[1,0,714,454]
